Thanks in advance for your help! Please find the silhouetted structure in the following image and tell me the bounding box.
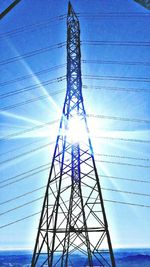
[0,0,21,20]
[31,2,116,266]
[134,0,150,9]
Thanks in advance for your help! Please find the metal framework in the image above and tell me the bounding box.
[31,2,116,266]
[134,0,150,9]
[0,0,21,20]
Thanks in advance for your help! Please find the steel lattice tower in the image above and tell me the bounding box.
[31,2,116,267]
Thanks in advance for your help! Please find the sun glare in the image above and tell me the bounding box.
[67,116,87,143]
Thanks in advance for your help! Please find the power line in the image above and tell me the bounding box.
[0,120,58,142]
[1,39,150,67]
[0,185,71,217]
[0,77,65,99]
[1,181,150,210]
[0,42,66,65]
[1,140,150,169]
[1,154,149,191]
[0,142,54,166]
[1,77,149,102]
[0,153,150,184]
[1,119,149,145]
[1,58,150,89]
[0,160,149,195]
[0,183,150,217]
[104,199,150,208]
[82,59,150,67]
[102,187,150,197]
[0,211,41,229]
[6,176,150,205]
[0,155,149,190]
[0,15,66,39]
[87,114,150,124]
[96,153,150,162]
[0,165,50,190]
[82,40,150,47]
[1,12,149,39]
[0,198,150,229]
[79,14,150,18]
[0,65,66,88]
[83,85,150,94]
[0,90,64,111]
[1,113,149,141]
[1,77,148,104]
[3,138,145,161]
[83,74,150,83]
[100,174,150,184]
[96,159,150,169]
[0,163,50,185]
[1,11,149,38]
[78,12,150,15]
[0,138,47,157]
[0,186,46,206]
[1,58,150,88]
[77,12,150,18]
[0,196,44,217]
[1,86,149,112]
[1,162,149,192]
[96,135,150,144]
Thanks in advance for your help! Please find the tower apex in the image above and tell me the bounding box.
[68,1,72,12]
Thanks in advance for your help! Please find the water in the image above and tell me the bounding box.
[0,248,150,266]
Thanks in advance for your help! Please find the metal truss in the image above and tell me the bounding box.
[31,2,116,266]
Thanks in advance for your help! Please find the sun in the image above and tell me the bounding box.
[67,115,87,143]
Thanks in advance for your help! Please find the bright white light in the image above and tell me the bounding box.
[68,115,87,143]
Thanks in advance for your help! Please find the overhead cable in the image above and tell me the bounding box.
[83,74,150,83]
[1,116,149,144]
[0,65,66,88]
[0,165,50,189]
[82,40,150,47]
[96,136,150,144]
[0,198,150,229]
[102,187,150,197]
[1,144,150,168]
[0,211,41,229]
[0,163,50,185]
[87,113,150,124]
[0,186,46,206]
[96,153,150,162]
[77,12,150,18]
[1,157,150,191]
[0,142,54,166]
[100,174,150,184]
[1,183,150,208]
[0,90,64,111]
[0,77,65,99]
[82,59,150,67]
[83,85,150,93]
[0,15,66,39]
[0,120,58,141]
[1,12,149,39]
[0,42,66,65]
[96,159,150,169]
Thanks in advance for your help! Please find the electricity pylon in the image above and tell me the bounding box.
[31,2,116,266]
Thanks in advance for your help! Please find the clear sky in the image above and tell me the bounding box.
[0,0,150,250]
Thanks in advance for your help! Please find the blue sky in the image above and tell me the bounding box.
[0,0,150,250]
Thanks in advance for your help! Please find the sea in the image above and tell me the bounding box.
[0,248,150,267]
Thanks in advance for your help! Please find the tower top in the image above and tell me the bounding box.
[68,1,78,19]
[68,1,72,10]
